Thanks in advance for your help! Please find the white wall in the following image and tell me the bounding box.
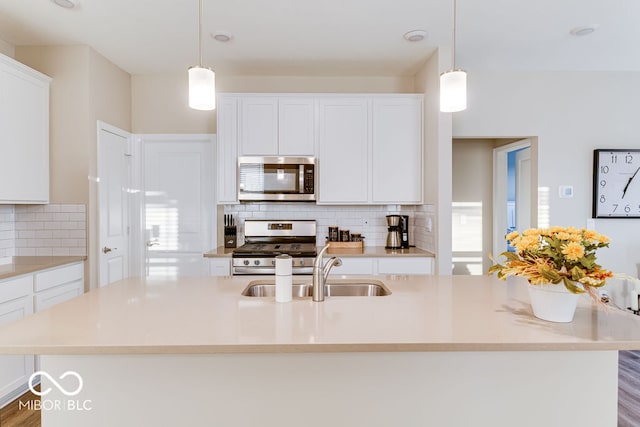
[455,70,640,278]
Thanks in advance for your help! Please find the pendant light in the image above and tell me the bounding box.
[440,0,467,113]
[188,0,216,110]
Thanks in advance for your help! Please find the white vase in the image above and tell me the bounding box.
[527,283,580,323]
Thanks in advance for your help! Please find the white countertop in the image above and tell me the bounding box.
[1,274,640,354]
[203,246,434,258]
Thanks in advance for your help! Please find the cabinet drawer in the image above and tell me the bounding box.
[377,258,432,275]
[329,258,373,275]
[209,259,231,276]
[0,275,33,304]
[34,281,83,311]
[34,262,83,292]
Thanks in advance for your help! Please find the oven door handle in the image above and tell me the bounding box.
[232,266,313,275]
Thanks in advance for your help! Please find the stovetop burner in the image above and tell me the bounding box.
[232,242,317,257]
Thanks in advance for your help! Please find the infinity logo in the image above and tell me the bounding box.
[28,371,84,397]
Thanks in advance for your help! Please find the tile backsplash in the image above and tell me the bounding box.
[9,204,87,257]
[0,205,15,264]
[223,203,435,250]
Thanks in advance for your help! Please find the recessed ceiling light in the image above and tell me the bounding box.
[51,0,77,9]
[403,30,428,42]
[212,31,233,42]
[570,25,599,37]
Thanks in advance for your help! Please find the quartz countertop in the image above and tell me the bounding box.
[203,246,434,258]
[1,274,640,355]
[0,256,86,281]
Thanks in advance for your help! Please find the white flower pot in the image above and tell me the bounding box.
[527,283,580,322]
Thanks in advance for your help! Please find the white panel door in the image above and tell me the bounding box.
[515,147,532,230]
[372,96,423,203]
[317,98,369,204]
[143,136,214,277]
[98,123,130,287]
[240,97,278,155]
[278,98,315,156]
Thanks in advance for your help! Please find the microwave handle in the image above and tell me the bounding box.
[299,164,304,194]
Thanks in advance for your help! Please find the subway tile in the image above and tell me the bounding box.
[43,205,61,213]
[16,248,36,256]
[35,248,53,256]
[52,247,70,256]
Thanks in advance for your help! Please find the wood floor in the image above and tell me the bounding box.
[0,355,638,426]
[0,385,40,427]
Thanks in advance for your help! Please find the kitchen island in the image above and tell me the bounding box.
[0,274,639,426]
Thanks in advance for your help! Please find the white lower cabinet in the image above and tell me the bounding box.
[209,259,231,276]
[329,257,433,276]
[0,275,35,408]
[0,261,84,407]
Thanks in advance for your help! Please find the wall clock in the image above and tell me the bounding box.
[593,149,640,218]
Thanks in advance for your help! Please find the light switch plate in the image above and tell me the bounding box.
[558,186,573,198]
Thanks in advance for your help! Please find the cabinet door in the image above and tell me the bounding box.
[239,97,278,155]
[0,275,34,407]
[209,259,231,276]
[317,98,369,204]
[217,96,239,204]
[0,56,50,204]
[371,96,423,204]
[278,98,315,156]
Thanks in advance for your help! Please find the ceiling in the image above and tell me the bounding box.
[0,0,638,77]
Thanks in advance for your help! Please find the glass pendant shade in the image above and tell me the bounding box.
[439,69,467,113]
[188,66,216,111]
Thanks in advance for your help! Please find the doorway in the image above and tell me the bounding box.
[452,138,537,275]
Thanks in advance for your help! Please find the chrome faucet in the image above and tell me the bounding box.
[312,244,342,302]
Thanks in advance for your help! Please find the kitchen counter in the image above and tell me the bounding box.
[0,256,86,281]
[3,274,632,427]
[1,274,639,354]
[202,245,435,258]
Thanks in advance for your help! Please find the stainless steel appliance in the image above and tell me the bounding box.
[232,220,317,275]
[385,215,402,249]
[238,156,315,201]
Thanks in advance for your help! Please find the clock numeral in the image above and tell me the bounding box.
[600,165,609,174]
[625,205,631,213]
[600,195,606,203]
[612,154,618,164]
[600,179,606,187]
[626,154,634,164]
[613,203,618,212]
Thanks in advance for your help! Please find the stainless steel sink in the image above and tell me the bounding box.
[241,279,391,297]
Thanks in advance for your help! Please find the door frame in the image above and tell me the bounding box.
[492,138,538,258]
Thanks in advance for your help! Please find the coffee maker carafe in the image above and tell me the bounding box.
[385,215,402,249]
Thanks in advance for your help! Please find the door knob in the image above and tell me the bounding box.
[102,246,116,254]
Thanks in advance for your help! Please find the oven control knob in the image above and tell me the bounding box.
[243,260,250,266]
[299,259,305,266]
[271,260,275,266]
[254,260,260,266]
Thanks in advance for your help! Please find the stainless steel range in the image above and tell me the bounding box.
[232,220,317,275]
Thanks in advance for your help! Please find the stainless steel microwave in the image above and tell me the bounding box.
[238,156,316,201]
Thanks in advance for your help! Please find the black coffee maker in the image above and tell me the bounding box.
[400,215,409,248]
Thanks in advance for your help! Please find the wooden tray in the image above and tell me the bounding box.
[327,241,364,254]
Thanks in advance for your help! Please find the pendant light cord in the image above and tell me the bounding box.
[198,0,203,67]
[451,0,457,70]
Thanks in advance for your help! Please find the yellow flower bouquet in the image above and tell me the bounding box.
[488,226,614,303]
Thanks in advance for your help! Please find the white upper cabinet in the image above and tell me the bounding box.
[317,98,369,203]
[240,97,278,155]
[217,93,423,205]
[0,54,51,204]
[217,96,239,204]
[371,96,423,204]
[278,98,315,156]
[237,96,315,157]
